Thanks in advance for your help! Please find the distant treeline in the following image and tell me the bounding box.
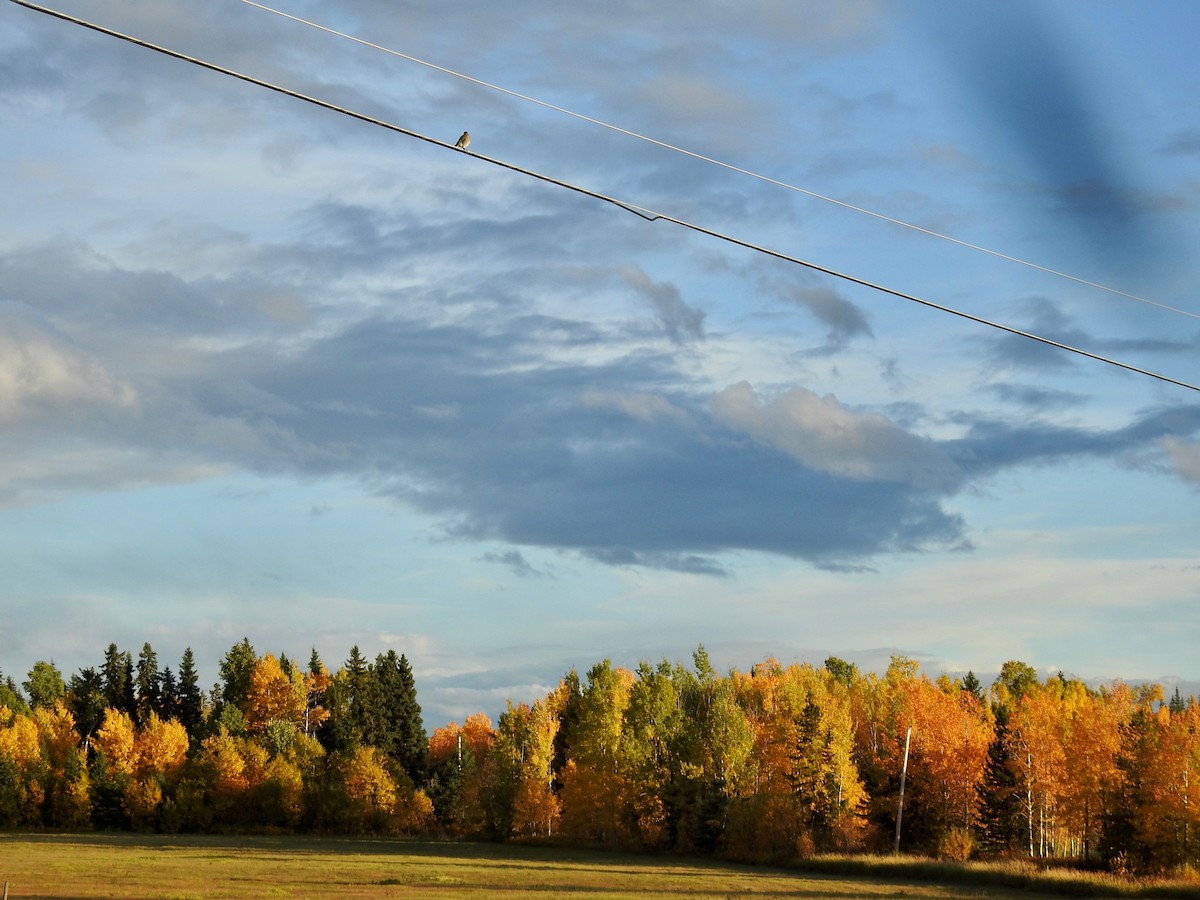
[1,642,1197,875]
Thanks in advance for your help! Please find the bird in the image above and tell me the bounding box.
[454,131,470,150]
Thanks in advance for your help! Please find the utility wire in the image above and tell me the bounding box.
[8,0,1200,394]
[232,0,1200,323]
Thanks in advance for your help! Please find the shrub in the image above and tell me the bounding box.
[936,826,975,862]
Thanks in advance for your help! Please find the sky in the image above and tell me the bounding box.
[2,0,1198,728]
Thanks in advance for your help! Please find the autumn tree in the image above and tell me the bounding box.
[340,745,397,832]
[558,660,632,847]
[1057,680,1130,858]
[34,703,90,828]
[670,648,754,854]
[893,675,992,854]
[1008,682,1069,857]
[486,698,560,839]
[620,661,684,849]
[245,653,307,735]
[0,705,46,825]
[427,713,494,835]
[304,649,332,738]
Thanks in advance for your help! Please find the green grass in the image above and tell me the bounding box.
[0,833,1047,900]
[1,834,1197,899]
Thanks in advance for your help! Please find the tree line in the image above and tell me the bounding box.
[1,643,1197,874]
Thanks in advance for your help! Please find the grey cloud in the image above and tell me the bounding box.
[0,244,311,342]
[985,382,1087,411]
[7,234,1199,569]
[168,309,959,571]
[620,266,705,344]
[946,405,1200,476]
[983,296,1198,377]
[478,550,547,578]
[774,280,872,353]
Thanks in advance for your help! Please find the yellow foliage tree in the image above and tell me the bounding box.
[95,708,138,778]
[342,745,397,831]
[0,706,43,770]
[245,654,307,735]
[1008,685,1069,857]
[33,703,90,828]
[135,712,189,780]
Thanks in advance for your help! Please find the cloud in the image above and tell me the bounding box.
[478,550,547,578]
[711,381,958,490]
[4,235,1196,570]
[985,382,1087,411]
[619,266,705,344]
[946,405,1200,477]
[1163,437,1200,485]
[581,390,690,424]
[778,282,872,353]
[0,303,136,421]
[981,296,1198,379]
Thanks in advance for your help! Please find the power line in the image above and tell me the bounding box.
[232,0,1200,324]
[8,0,1200,395]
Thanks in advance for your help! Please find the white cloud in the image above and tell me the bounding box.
[581,389,690,424]
[710,381,958,489]
[1163,436,1200,484]
[0,304,136,420]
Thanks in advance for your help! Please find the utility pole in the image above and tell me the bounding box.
[894,726,912,853]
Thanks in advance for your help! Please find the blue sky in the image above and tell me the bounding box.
[2,0,1198,727]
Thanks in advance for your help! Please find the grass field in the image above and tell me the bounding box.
[0,833,1070,900]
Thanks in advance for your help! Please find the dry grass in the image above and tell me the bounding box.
[795,854,1200,899]
[0,833,1059,900]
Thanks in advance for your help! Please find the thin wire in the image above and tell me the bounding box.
[8,0,1200,394]
[233,0,1200,323]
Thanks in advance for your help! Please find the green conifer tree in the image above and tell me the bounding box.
[177,647,204,738]
[135,642,161,725]
[218,637,257,713]
[102,644,135,715]
[67,666,107,743]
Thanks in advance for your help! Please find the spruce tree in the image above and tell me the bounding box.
[67,667,107,742]
[177,648,204,738]
[365,651,427,783]
[102,644,135,715]
[218,637,257,713]
[345,645,373,746]
[1169,687,1185,715]
[962,671,984,702]
[0,670,27,712]
[394,653,427,783]
[158,666,178,720]
[977,709,1024,853]
[135,643,161,725]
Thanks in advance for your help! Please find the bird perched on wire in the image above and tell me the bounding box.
[454,131,470,150]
